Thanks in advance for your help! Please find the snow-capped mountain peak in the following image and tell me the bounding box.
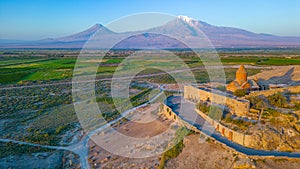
[177,15,197,26]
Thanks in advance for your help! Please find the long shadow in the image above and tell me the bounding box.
[165,96,300,158]
[259,67,300,86]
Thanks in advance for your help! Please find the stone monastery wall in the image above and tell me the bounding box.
[160,102,255,148]
[160,104,200,133]
[184,85,250,117]
[194,109,254,147]
[248,86,300,97]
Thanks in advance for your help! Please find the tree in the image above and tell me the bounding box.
[233,89,247,97]
[247,96,256,108]
[256,96,268,122]
[224,113,232,123]
[209,105,223,120]
[268,92,287,108]
[196,102,210,113]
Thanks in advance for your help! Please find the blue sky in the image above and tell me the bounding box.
[1,0,299,40]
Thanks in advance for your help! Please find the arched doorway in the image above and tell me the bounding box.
[222,128,225,136]
[229,131,233,140]
[206,97,210,102]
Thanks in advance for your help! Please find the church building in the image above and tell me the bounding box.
[226,64,260,93]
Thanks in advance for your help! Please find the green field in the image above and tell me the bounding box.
[0,57,76,84]
[1,54,298,85]
[220,56,300,65]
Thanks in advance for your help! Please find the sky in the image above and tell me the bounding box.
[0,0,299,40]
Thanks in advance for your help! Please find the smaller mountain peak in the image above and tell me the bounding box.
[91,23,103,29]
[84,23,106,33]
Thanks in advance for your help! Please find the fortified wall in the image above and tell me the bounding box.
[159,103,199,133]
[194,109,254,147]
[160,102,255,148]
[184,85,250,117]
[248,86,300,97]
[160,102,297,158]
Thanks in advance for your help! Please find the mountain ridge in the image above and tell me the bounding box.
[1,16,300,48]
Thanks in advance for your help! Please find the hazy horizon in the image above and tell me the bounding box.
[1,0,300,40]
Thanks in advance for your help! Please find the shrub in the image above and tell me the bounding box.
[216,85,226,92]
[294,103,300,110]
[268,92,287,108]
[233,89,247,97]
[55,125,68,135]
[206,137,211,142]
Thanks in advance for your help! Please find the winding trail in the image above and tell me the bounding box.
[0,138,69,151]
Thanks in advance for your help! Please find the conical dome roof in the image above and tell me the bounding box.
[236,64,246,74]
[236,64,247,85]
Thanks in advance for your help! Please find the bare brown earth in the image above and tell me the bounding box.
[87,109,174,168]
[88,141,160,169]
[254,158,300,169]
[113,119,169,138]
[165,134,300,169]
[113,103,169,138]
[165,134,236,169]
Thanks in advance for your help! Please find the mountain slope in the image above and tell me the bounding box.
[1,16,300,48]
[54,24,115,42]
[147,16,300,48]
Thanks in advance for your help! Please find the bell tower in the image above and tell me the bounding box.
[236,64,247,85]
